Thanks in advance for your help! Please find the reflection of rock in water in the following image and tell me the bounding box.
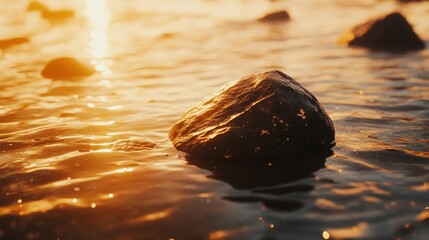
[187,152,329,189]
[223,195,304,212]
[187,151,330,212]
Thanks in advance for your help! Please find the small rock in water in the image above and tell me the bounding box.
[0,37,29,49]
[27,1,48,12]
[169,70,335,160]
[27,1,74,20]
[42,57,95,80]
[339,12,425,51]
[258,10,290,22]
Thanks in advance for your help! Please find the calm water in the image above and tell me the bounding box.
[0,0,428,239]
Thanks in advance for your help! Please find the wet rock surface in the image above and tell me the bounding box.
[169,70,335,160]
[41,57,95,80]
[257,10,290,22]
[339,12,425,51]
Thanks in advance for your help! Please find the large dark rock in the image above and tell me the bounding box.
[169,70,335,160]
[42,57,95,80]
[339,12,425,51]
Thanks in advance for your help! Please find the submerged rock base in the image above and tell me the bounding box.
[169,70,335,160]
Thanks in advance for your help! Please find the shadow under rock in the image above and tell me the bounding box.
[186,151,331,190]
[187,151,332,212]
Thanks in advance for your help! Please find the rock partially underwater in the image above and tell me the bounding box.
[169,70,335,160]
[339,12,425,51]
[42,57,95,80]
[257,10,291,23]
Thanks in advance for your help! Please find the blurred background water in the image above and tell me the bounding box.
[0,0,428,239]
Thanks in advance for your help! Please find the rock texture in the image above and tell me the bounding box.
[258,10,290,22]
[339,12,425,51]
[42,57,95,80]
[169,70,335,160]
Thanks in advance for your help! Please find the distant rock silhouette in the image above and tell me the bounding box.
[0,37,29,49]
[339,12,425,51]
[169,70,335,160]
[27,1,74,21]
[42,57,95,80]
[397,0,429,2]
[258,10,290,23]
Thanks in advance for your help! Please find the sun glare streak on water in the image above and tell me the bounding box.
[85,0,111,76]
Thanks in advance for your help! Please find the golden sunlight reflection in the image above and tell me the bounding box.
[0,198,87,216]
[410,182,429,192]
[116,167,134,173]
[38,176,99,189]
[107,105,123,111]
[326,222,369,239]
[316,198,345,210]
[127,208,174,224]
[332,182,389,196]
[417,208,429,221]
[322,230,330,240]
[103,193,115,199]
[85,0,111,76]
[91,120,116,126]
[96,167,134,176]
[209,226,249,240]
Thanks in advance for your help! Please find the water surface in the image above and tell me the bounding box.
[0,0,428,239]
